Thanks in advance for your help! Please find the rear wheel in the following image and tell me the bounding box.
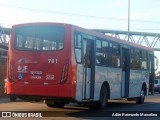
[136,86,145,104]
[96,85,108,110]
[46,100,65,108]
[10,95,17,101]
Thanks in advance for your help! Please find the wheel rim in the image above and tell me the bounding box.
[140,89,145,99]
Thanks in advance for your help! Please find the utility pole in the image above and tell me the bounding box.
[128,0,130,41]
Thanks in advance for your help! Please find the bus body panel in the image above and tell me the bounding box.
[75,65,122,101]
[75,64,83,101]
[10,51,64,84]
[7,23,77,99]
[129,70,149,97]
[95,66,122,100]
[7,82,73,97]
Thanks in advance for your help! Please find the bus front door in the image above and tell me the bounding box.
[149,53,155,95]
[82,39,95,100]
[121,47,130,97]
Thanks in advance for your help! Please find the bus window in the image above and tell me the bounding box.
[102,41,109,66]
[84,40,92,68]
[140,50,148,70]
[43,40,52,50]
[74,34,82,63]
[34,38,41,50]
[25,37,34,49]
[16,35,23,48]
[15,26,64,51]
[109,42,113,66]
[96,39,103,65]
[130,48,140,70]
[130,49,134,69]
[111,43,120,67]
[96,39,109,66]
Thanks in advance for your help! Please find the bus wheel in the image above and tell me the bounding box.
[136,86,145,104]
[97,85,108,110]
[46,100,65,108]
[35,99,41,102]
[10,95,17,101]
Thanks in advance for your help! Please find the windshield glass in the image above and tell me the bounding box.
[15,26,64,51]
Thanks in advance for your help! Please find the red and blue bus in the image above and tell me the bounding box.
[6,22,155,109]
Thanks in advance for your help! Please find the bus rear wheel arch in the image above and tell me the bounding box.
[88,83,110,110]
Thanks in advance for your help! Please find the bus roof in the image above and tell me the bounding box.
[73,25,154,52]
[12,22,154,52]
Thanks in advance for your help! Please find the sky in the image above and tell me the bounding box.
[0,0,160,72]
[0,0,160,32]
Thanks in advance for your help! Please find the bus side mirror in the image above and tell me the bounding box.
[155,56,159,71]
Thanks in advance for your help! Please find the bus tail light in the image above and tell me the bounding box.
[10,64,14,82]
[61,62,69,84]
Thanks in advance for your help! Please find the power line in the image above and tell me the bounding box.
[1,3,160,24]
[0,3,160,32]
[0,3,125,21]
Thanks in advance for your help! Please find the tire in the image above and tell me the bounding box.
[10,95,17,101]
[136,86,145,104]
[46,103,55,107]
[35,99,41,102]
[97,85,108,110]
[46,100,65,108]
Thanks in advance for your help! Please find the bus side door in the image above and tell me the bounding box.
[82,39,95,100]
[148,53,155,95]
[121,47,130,97]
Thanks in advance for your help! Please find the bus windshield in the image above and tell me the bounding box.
[15,26,64,51]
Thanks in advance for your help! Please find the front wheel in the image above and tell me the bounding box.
[136,86,145,104]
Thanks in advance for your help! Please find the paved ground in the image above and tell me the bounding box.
[0,93,159,120]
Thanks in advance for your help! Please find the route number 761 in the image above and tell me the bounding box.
[48,59,58,64]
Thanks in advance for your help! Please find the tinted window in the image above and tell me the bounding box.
[110,42,120,67]
[130,48,140,69]
[74,34,82,63]
[140,50,148,70]
[15,26,64,51]
[96,39,109,66]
